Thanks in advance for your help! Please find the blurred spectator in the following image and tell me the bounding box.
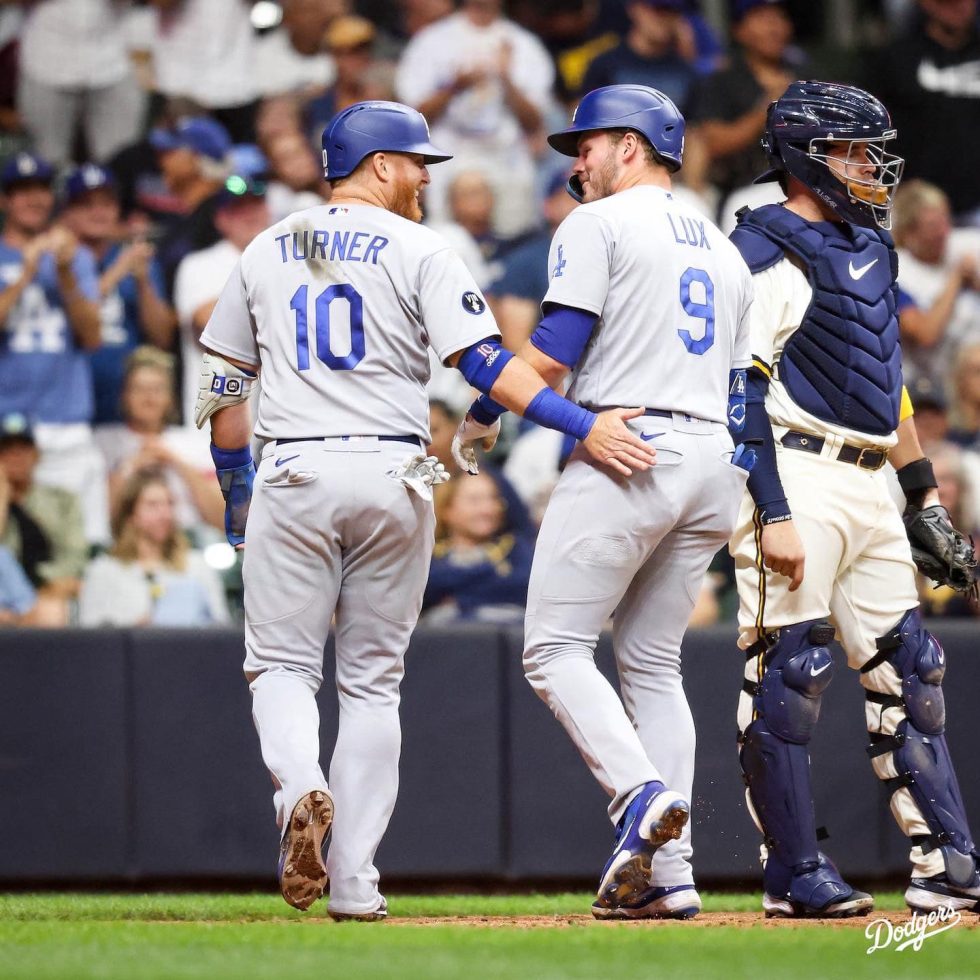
[149,116,232,298]
[874,0,980,222]
[486,170,578,350]
[262,127,329,222]
[907,375,950,448]
[503,424,573,526]
[396,0,556,237]
[580,1,698,112]
[0,413,86,618]
[173,177,270,426]
[149,0,260,143]
[78,469,230,627]
[0,544,44,626]
[0,7,23,146]
[254,0,341,99]
[949,340,980,450]
[446,170,511,263]
[394,0,454,40]
[95,347,224,536]
[688,0,799,208]
[59,164,177,425]
[427,399,461,469]
[892,179,980,385]
[914,442,979,617]
[0,152,110,544]
[17,0,145,166]
[303,14,395,142]
[422,471,535,623]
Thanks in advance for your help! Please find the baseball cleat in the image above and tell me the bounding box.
[763,888,874,919]
[328,897,388,922]
[905,872,980,914]
[594,782,690,911]
[278,789,334,911]
[592,883,702,920]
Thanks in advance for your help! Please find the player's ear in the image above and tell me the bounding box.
[371,152,389,182]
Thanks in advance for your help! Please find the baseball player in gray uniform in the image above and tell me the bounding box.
[454,85,755,920]
[195,101,654,921]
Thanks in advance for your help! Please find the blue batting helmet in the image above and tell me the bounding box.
[548,85,685,172]
[757,80,904,229]
[321,101,452,180]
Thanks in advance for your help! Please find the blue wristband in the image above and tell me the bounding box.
[469,394,507,426]
[523,387,597,440]
[210,443,252,471]
[210,443,254,547]
[457,338,513,393]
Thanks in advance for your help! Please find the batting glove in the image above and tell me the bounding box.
[451,415,500,475]
[387,453,450,502]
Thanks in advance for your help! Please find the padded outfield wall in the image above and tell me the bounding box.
[0,623,977,884]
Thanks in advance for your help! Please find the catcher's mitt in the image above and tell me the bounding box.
[903,504,978,595]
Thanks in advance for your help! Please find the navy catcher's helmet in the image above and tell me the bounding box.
[322,101,452,180]
[757,80,904,229]
[548,85,685,172]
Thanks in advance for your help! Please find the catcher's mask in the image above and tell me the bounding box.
[756,80,905,230]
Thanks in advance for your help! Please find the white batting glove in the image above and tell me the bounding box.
[451,415,500,475]
[387,453,450,502]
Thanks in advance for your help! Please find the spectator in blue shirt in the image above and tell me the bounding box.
[0,151,110,544]
[60,164,177,425]
[580,0,699,111]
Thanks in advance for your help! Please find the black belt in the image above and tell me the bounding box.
[276,435,421,447]
[780,430,887,471]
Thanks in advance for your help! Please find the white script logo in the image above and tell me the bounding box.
[865,906,961,953]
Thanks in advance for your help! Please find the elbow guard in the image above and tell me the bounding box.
[195,352,257,429]
[456,338,513,394]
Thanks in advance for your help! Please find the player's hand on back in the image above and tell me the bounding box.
[581,407,657,477]
[760,520,806,592]
[451,414,501,475]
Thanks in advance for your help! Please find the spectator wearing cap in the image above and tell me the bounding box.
[149,116,233,299]
[149,0,261,143]
[579,1,699,112]
[0,152,110,545]
[395,0,556,237]
[16,0,145,167]
[892,179,980,386]
[0,413,87,620]
[255,0,341,99]
[59,164,177,426]
[688,0,800,214]
[949,341,980,451]
[303,15,394,145]
[173,177,271,428]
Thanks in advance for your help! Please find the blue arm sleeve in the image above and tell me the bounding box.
[737,369,791,524]
[528,304,598,369]
[210,443,255,547]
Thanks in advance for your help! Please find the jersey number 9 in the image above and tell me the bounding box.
[678,267,714,356]
[290,283,365,371]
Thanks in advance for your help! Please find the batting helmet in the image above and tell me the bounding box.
[321,101,452,180]
[547,85,685,173]
[757,80,904,229]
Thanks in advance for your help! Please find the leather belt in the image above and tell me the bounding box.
[780,430,887,471]
[583,407,678,419]
[276,435,421,447]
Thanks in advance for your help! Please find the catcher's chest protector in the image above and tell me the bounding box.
[732,205,902,436]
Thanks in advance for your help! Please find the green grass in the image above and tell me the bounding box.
[0,892,975,980]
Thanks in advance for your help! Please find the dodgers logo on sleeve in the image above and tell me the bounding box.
[552,244,567,279]
[461,291,486,314]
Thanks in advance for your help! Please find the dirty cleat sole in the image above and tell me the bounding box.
[279,790,333,911]
[329,898,388,922]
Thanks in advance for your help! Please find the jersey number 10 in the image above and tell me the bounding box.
[290,283,365,371]
[678,267,714,355]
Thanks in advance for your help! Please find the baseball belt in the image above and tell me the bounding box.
[780,430,887,471]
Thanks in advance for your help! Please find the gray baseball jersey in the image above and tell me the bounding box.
[524,184,753,889]
[201,202,497,441]
[543,185,752,419]
[209,200,498,918]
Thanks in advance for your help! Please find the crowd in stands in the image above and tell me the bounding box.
[1,0,979,626]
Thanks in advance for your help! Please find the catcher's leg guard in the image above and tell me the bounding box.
[740,621,868,913]
[864,609,980,888]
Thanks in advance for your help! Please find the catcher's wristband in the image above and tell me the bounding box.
[896,457,937,510]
